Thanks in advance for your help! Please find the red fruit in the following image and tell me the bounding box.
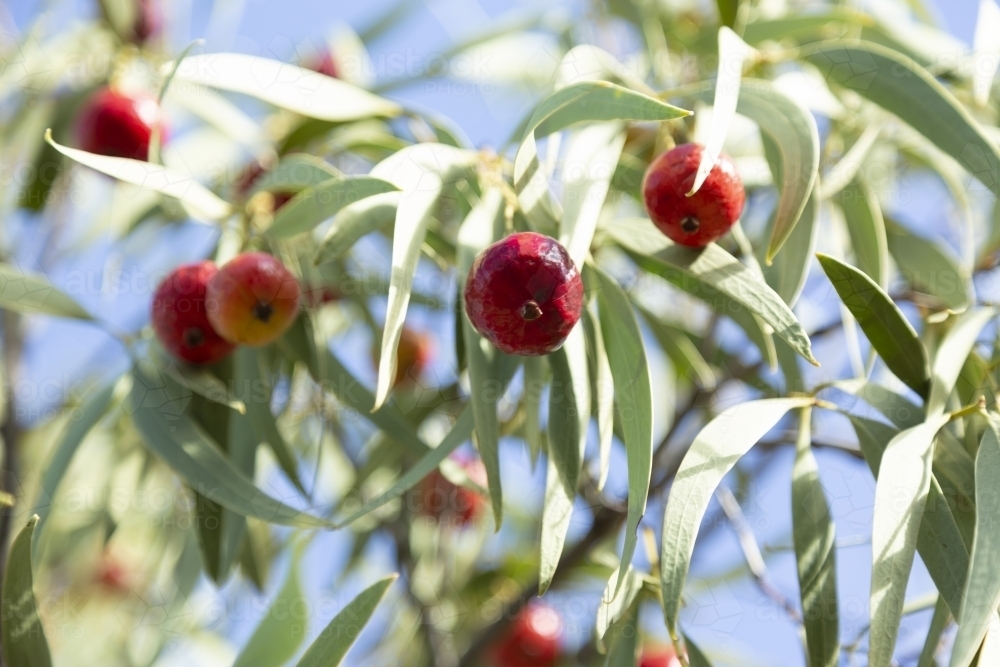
[76,87,164,161]
[464,232,584,356]
[95,554,135,594]
[494,603,563,667]
[309,50,339,78]
[206,252,301,346]
[235,160,294,211]
[132,0,161,43]
[151,261,235,365]
[418,457,486,526]
[302,284,342,307]
[639,646,682,667]
[373,327,433,388]
[642,143,745,247]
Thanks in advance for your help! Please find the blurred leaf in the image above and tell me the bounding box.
[685,635,713,667]
[639,307,716,390]
[595,565,643,651]
[804,41,1000,199]
[689,29,756,196]
[233,547,307,667]
[128,362,332,528]
[97,0,136,39]
[610,218,816,364]
[269,176,398,237]
[885,221,973,313]
[560,122,626,267]
[296,574,397,667]
[248,154,341,198]
[659,397,812,635]
[834,379,924,429]
[716,0,740,28]
[973,0,1000,106]
[819,121,883,200]
[927,308,994,417]
[1,516,51,667]
[762,187,818,307]
[278,312,321,381]
[868,414,949,667]
[603,602,639,666]
[791,406,838,667]
[817,253,930,397]
[539,458,575,595]
[918,598,950,667]
[166,84,270,153]
[0,262,92,320]
[45,131,231,222]
[164,364,245,414]
[837,179,889,289]
[590,264,653,593]
[314,191,400,264]
[168,53,402,121]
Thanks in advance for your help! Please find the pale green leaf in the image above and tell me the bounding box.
[314,191,400,264]
[247,154,341,198]
[268,176,399,238]
[917,598,950,667]
[817,253,930,398]
[296,574,397,667]
[547,326,589,499]
[659,397,813,634]
[522,357,545,467]
[539,458,575,595]
[585,306,615,489]
[819,121,884,200]
[762,187,818,307]
[232,548,307,667]
[885,221,973,313]
[595,566,643,652]
[0,262,92,320]
[837,179,889,290]
[927,308,995,417]
[685,635,713,667]
[1,516,51,667]
[164,364,245,414]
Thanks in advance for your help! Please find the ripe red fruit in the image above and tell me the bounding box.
[418,457,486,526]
[151,261,235,365]
[309,50,339,78]
[131,0,161,43]
[464,232,584,356]
[639,646,682,667]
[94,552,135,594]
[642,143,745,247]
[206,252,301,346]
[494,603,563,667]
[76,87,164,161]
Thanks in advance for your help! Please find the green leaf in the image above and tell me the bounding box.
[268,176,399,238]
[595,565,643,652]
[458,188,507,527]
[314,191,400,264]
[819,121,884,200]
[949,420,1000,667]
[167,53,402,121]
[609,218,816,364]
[0,262,93,320]
[639,308,716,390]
[585,306,615,489]
[834,379,924,429]
[791,406,838,667]
[164,364,246,414]
[917,597,950,667]
[885,221,973,313]
[659,397,813,634]
[296,574,397,667]
[689,29,756,196]
[716,0,740,27]
[742,10,875,46]
[817,253,930,397]
[232,547,307,667]
[546,327,589,500]
[685,634,713,667]
[247,154,341,198]
[1,516,51,667]
[128,362,332,529]
[539,458,575,596]
[514,81,690,228]
[927,308,995,417]
[804,41,1000,199]
[836,178,889,289]
[762,187,818,306]
[590,264,653,592]
[603,602,639,666]
[868,414,949,667]
[45,130,231,222]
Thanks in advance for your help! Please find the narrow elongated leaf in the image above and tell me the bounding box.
[885,222,972,313]
[837,179,888,289]
[685,635,713,667]
[296,574,397,667]
[820,121,884,200]
[233,549,307,667]
[168,53,401,121]
[609,218,816,364]
[868,415,949,667]
[1,516,51,667]
[314,191,400,264]
[804,41,1000,198]
[128,363,332,528]
[817,253,930,397]
[165,364,246,414]
[0,263,92,320]
[927,308,995,417]
[45,131,231,221]
[659,397,813,634]
[269,176,398,238]
[590,265,653,592]
[716,0,740,28]
[973,0,1000,106]
[689,29,756,195]
[917,598,950,667]
[835,379,924,429]
[595,566,643,651]
[247,154,341,197]
[949,421,1000,667]
[603,603,639,666]
[539,459,575,595]
[547,326,589,497]
[791,407,838,667]
[523,356,545,466]
[640,309,715,390]
[560,122,626,267]
[585,307,615,489]
[762,187,818,306]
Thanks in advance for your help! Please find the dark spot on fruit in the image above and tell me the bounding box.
[253,301,274,323]
[182,327,204,348]
[520,301,542,321]
[681,216,699,233]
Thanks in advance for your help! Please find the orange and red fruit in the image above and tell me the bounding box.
[206,252,301,347]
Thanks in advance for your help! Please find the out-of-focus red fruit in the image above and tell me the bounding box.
[151,261,235,365]
[76,87,163,161]
[464,232,584,356]
[206,252,301,346]
[309,50,339,78]
[373,327,433,388]
[132,0,161,43]
[642,142,745,247]
[235,160,295,210]
[639,645,683,667]
[95,554,135,594]
[418,457,486,526]
[494,603,563,667]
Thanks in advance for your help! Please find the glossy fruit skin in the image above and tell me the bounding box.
[206,253,301,346]
[76,88,163,161]
[642,143,745,247]
[464,232,584,356]
[418,457,486,526]
[639,646,682,667]
[151,262,235,365]
[494,603,563,667]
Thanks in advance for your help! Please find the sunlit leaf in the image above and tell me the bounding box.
[539,459,575,595]
[836,179,888,289]
[547,326,589,500]
[269,176,398,238]
[762,187,818,307]
[885,221,972,314]
[584,307,615,489]
[927,308,994,417]
[595,565,643,651]
[247,154,341,198]
[232,546,307,667]
[0,262,92,320]
[1,516,51,667]
[314,191,401,264]
[917,598,950,667]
